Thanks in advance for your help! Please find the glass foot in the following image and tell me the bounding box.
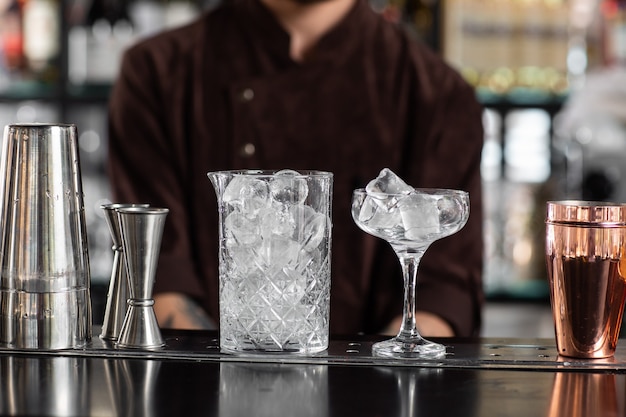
[372,336,446,359]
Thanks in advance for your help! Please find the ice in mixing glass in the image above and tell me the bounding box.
[209,170,333,354]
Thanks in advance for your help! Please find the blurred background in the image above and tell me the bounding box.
[0,0,622,336]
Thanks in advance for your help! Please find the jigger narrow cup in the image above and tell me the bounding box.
[100,203,150,341]
[116,207,169,350]
[546,201,626,358]
[0,123,92,349]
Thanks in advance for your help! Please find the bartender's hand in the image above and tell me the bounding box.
[383,312,454,337]
[154,292,216,330]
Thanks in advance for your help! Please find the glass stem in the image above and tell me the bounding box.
[396,250,426,341]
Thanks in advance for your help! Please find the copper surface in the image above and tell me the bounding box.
[546,201,626,359]
[546,200,626,225]
[546,372,621,417]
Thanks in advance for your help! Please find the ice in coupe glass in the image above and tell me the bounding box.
[352,169,469,358]
[209,170,333,354]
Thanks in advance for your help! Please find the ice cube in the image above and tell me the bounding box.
[259,206,296,240]
[224,211,261,246]
[256,235,301,273]
[437,194,465,226]
[224,244,258,276]
[365,168,414,212]
[278,267,307,305]
[365,168,413,195]
[295,246,324,276]
[223,175,270,218]
[356,194,402,230]
[291,205,328,251]
[269,169,308,205]
[399,193,440,240]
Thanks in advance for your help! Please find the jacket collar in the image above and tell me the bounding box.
[235,0,379,66]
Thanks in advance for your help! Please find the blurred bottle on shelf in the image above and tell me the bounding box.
[0,0,60,92]
[481,108,553,299]
[443,0,572,100]
[0,1,24,80]
[68,0,135,86]
[69,0,201,87]
[163,0,200,28]
[599,0,626,66]
[130,0,200,38]
[370,0,439,49]
[22,0,60,76]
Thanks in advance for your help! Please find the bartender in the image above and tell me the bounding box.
[107,0,484,337]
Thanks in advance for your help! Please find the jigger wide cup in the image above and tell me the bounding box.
[546,201,626,358]
[0,123,92,349]
[116,206,169,350]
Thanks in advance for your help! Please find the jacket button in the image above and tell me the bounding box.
[240,143,256,157]
[240,88,254,102]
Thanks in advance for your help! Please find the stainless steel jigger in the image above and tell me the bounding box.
[100,203,150,341]
[116,207,169,350]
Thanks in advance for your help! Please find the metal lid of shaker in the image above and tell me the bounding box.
[546,200,626,226]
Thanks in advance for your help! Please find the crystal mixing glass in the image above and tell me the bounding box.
[208,170,333,354]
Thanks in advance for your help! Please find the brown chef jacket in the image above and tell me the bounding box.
[107,0,485,336]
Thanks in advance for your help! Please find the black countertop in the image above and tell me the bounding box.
[0,329,623,416]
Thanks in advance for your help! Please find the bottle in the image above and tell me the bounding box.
[0,0,24,87]
[69,0,135,85]
[86,0,132,27]
[164,0,200,29]
[22,0,60,75]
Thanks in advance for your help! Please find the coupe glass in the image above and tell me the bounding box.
[351,188,470,358]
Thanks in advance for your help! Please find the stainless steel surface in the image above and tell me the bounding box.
[104,356,161,417]
[0,355,90,416]
[116,207,169,350]
[546,201,626,358]
[0,123,92,349]
[100,203,150,341]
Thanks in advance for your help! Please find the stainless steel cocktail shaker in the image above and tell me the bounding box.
[0,123,92,349]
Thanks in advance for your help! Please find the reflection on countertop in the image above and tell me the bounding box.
[0,332,625,417]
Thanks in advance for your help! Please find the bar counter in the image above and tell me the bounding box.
[1,329,624,416]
